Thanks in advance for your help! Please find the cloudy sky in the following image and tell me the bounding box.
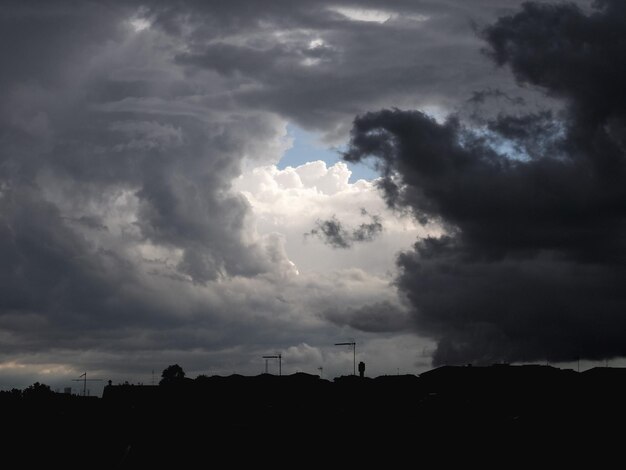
[2,0,625,394]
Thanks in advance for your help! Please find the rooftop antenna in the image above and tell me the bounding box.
[335,340,356,376]
[262,353,282,376]
[72,372,103,397]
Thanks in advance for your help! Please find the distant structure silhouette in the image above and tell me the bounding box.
[72,372,102,396]
[262,353,282,375]
[358,361,365,378]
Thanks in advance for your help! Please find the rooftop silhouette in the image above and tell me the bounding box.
[3,363,625,467]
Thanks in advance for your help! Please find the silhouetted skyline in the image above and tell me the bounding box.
[3,364,626,465]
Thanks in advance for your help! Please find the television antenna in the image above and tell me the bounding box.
[262,353,282,376]
[72,372,103,396]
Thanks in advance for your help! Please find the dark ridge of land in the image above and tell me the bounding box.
[2,364,625,467]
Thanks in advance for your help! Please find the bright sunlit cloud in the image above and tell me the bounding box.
[309,38,325,49]
[330,6,394,23]
[130,18,151,32]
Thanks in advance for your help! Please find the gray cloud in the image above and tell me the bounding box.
[0,0,294,368]
[323,301,410,333]
[64,216,109,232]
[308,216,352,249]
[345,0,626,366]
[156,0,557,134]
[306,210,383,248]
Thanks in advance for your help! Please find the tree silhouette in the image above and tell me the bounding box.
[160,364,185,385]
[22,382,53,398]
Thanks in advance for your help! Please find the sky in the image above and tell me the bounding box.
[2,0,625,395]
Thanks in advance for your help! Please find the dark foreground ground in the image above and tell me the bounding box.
[2,364,625,467]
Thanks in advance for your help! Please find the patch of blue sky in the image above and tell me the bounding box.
[493,138,530,161]
[279,124,380,182]
[462,126,532,162]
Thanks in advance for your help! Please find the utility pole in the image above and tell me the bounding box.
[335,341,356,376]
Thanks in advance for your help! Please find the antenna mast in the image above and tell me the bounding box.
[72,372,103,396]
[262,354,282,376]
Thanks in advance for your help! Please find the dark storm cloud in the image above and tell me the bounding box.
[0,0,289,363]
[64,216,109,232]
[157,0,552,132]
[0,0,285,283]
[308,217,352,249]
[352,217,383,242]
[467,88,526,106]
[0,185,153,342]
[306,210,383,248]
[323,301,410,333]
[345,1,626,365]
